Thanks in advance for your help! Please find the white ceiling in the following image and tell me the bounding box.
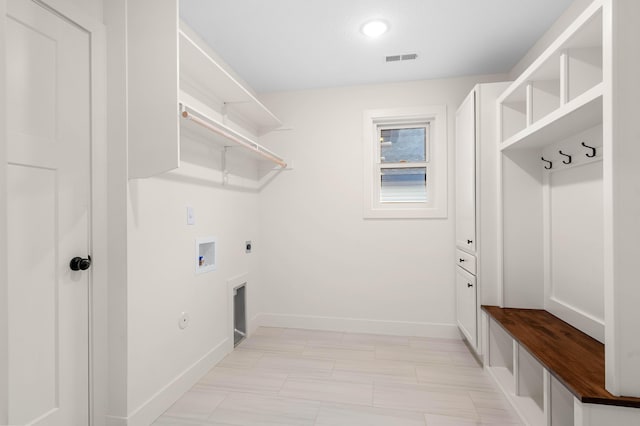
[179,0,573,93]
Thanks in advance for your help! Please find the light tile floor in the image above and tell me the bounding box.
[152,327,523,426]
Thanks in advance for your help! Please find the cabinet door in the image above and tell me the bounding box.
[456,91,477,252]
[456,266,477,347]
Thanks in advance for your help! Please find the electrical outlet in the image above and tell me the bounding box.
[178,312,190,329]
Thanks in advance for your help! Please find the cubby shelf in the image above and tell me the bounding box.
[489,366,516,395]
[179,95,287,168]
[498,2,603,153]
[500,83,603,151]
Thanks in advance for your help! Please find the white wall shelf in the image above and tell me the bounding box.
[178,30,282,134]
[127,10,286,179]
[179,100,287,168]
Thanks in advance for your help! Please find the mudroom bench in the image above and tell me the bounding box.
[481,306,640,425]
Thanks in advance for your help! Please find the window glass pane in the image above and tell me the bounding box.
[380,127,426,163]
[380,167,427,203]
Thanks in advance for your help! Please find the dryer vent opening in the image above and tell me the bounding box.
[234,284,247,346]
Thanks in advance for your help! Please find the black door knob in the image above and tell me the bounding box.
[467,239,473,244]
[70,255,92,271]
[467,283,473,288]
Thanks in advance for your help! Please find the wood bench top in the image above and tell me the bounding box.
[482,305,640,408]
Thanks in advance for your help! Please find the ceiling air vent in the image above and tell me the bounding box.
[386,53,418,63]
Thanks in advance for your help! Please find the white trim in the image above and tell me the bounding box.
[85,18,109,426]
[496,104,505,308]
[124,338,229,426]
[0,0,8,422]
[104,415,128,426]
[545,298,605,341]
[254,312,460,339]
[37,0,103,33]
[575,402,640,426]
[248,313,261,336]
[363,106,447,219]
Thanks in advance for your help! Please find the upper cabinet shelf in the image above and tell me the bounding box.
[498,3,603,151]
[179,29,282,134]
[126,1,286,179]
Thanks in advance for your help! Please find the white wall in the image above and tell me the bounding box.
[104,1,265,422]
[0,0,8,423]
[257,74,506,337]
[124,138,262,423]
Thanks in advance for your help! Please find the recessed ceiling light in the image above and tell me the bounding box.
[361,20,388,38]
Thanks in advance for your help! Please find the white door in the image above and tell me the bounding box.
[6,0,91,424]
[455,90,476,252]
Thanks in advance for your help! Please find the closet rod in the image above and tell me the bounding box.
[181,107,287,168]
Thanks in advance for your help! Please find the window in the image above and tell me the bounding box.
[363,106,447,218]
[379,124,428,203]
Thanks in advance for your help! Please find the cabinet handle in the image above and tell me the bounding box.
[467,239,473,244]
[467,283,473,288]
[459,258,465,262]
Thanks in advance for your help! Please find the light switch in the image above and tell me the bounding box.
[187,206,195,225]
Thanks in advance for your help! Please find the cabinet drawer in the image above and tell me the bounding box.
[456,249,477,275]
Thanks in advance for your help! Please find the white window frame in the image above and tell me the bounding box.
[363,106,447,219]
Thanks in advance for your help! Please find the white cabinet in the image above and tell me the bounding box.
[456,249,476,275]
[456,267,477,347]
[455,92,476,253]
[489,0,640,422]
[454,82,509,355]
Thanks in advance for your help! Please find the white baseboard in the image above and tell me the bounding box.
[124,337,230,426]
[105,415,127,426]
[248,313,261,336]
[254,313,461,339]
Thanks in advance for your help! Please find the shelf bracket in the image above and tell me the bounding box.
[222,146,230,185]
[221,103,229,126]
